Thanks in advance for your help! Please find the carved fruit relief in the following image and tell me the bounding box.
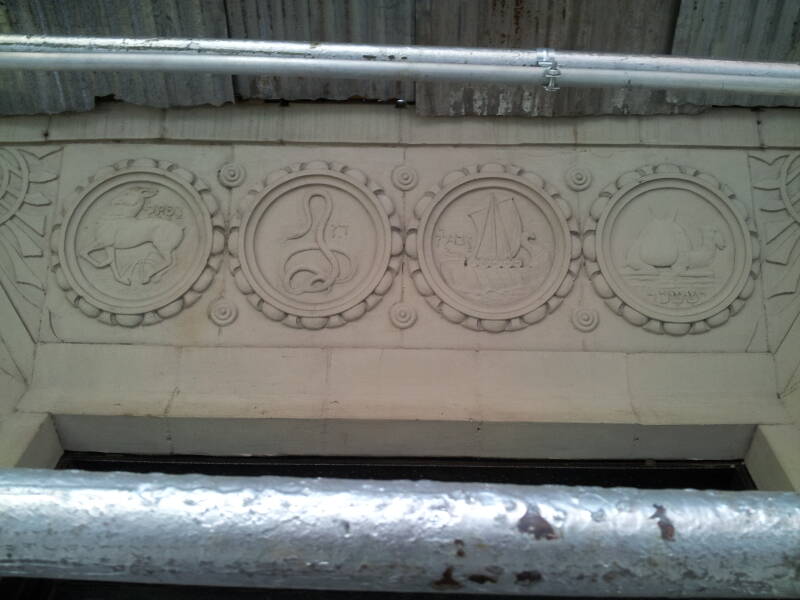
[229,161,402,329]
[408,164,580,332]
[51,158,224,326]
[585,164,758,335]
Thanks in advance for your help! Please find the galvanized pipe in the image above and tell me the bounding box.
[1,50,799,96]
[2,35,800,79]
[0,35,799,96]
[0,468,798,596]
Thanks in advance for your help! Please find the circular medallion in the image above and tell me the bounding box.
[0,148,30,227]
[585,164,759,335]
[52,158,224,326]
[229,161,402,329]
[408,164,580,332]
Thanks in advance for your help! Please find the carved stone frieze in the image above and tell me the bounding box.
[229,161,402,329]
[0,146,62,382]
[749,152,800,354]
[407,163,580,333]
[585,164,759,335]
[51,158,224,327]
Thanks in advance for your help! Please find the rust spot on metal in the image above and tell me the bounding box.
[517,508,559,540]
[515,570,543,585]
[650,504,676,541]
[454,539,466,557]
[468,573,497,584]
[432,566,462,590]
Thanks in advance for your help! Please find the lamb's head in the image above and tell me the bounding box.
[107,186,158,216]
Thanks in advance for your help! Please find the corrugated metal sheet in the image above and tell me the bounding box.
[227,0,415,102]
[669,0,800,108]
[414,0,689,117]
[0,0,797,117]
[0,0,234,115]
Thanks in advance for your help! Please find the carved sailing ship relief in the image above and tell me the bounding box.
[437,194,550,304]
[410,163,580,332]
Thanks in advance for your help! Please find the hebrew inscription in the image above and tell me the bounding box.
[229,161,402,329]
[585,164,758,335]
[52,159,224,326]
[408,164,580,332]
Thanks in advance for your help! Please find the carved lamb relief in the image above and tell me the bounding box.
[584,164,759,335]
[51,159,224,326]
[407,163,580,333]
[229,161,402,329]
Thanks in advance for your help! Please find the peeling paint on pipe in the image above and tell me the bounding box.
[0,468,798,596]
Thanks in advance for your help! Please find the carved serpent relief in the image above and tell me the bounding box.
[229,161,402,329]
[408,163,580,332]
[585,164,759,335]
[51,159,224,326]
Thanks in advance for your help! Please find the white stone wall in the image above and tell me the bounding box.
[0,103,798,488]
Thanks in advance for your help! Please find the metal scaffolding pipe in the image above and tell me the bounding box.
[0,468,798,596]
[0,35,799,96]
[2,35,800,79]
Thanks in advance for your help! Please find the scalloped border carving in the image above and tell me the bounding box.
[584,164,759,335]
[51,158,224,327]
[229,160,402,330]
[407,163,581,333]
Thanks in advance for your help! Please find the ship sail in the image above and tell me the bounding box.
[468,195,523,262]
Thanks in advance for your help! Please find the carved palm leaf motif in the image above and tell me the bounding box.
[749,153,800,353]
[51,159,224,327]
[0,146,61,383]
[585,164,759,335]
[408,163,580,333]
[229,161,402,329]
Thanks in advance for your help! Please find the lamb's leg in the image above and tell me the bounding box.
[146,245,175,283]
[109,248,131,285]
[81,242,112,268]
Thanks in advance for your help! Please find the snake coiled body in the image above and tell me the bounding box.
[282,191,354,294]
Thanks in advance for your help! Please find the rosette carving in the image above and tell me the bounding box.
[229,161,402,329]
[407,163,580,332]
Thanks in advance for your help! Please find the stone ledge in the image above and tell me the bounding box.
[745,425,800,491]
[21,344,787,427]
[1,103,794,148]
[51,414,754,461]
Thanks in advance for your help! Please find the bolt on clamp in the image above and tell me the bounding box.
[536,48,561,92]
